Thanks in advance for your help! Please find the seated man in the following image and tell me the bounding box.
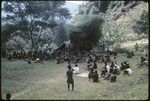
[120,62,125,70]
[123,68,133,76]
[124,61,128,69]
[126,63,130,69]
[72,64,80,74]
[113,66,118,75]
[35,58,40,63]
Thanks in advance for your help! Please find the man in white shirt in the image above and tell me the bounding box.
[124,68,133,75]
[72,64,80,74]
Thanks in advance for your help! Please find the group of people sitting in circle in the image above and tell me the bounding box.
[66,49,138,86]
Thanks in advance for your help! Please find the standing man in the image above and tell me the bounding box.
[66,65,74,91]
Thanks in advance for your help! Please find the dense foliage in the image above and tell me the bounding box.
[69,15,103,51]
[1,1,71,53]
[1,1,148,55]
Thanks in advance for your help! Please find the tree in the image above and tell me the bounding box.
[2,1,71,53]
[69,15,103,51]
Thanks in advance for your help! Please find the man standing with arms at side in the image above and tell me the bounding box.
[66,65,74,91]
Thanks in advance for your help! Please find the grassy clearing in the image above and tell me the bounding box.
[112,38,148,53]
[1,47,148,100]
[120,38,148,49]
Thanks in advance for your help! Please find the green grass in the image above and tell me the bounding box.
[1,48,148,100]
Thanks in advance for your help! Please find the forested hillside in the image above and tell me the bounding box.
[73,1,148,44]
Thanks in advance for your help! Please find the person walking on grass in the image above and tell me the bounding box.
[66,65,74,91]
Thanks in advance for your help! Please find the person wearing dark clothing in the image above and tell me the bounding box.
[109,67,114,74]
[66,65,74,91]
[110,73,117,83]
[87,56,93,63]
[88,68,94,81]
[105,55,111,63]
[127,51,134,58]
[101,63,108,77]
[101,55,105,62]
[93,70,99,82]
[92,61,97,69]
[114,50,117,56]
[120,62,125,70]
[141,56,146,65]
[28,59,31,64]
[6,93,11,100]
[124,61,127,69]
[94,55,99,62]
[126,64,130,69]
[109,61,115,74]
[113,66,118,75]
[135,43,139,50]
[7,54,12,61]
[110,61,115,68]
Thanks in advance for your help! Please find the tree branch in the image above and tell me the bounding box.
[12,38,26,53]
[34,27,43,46]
